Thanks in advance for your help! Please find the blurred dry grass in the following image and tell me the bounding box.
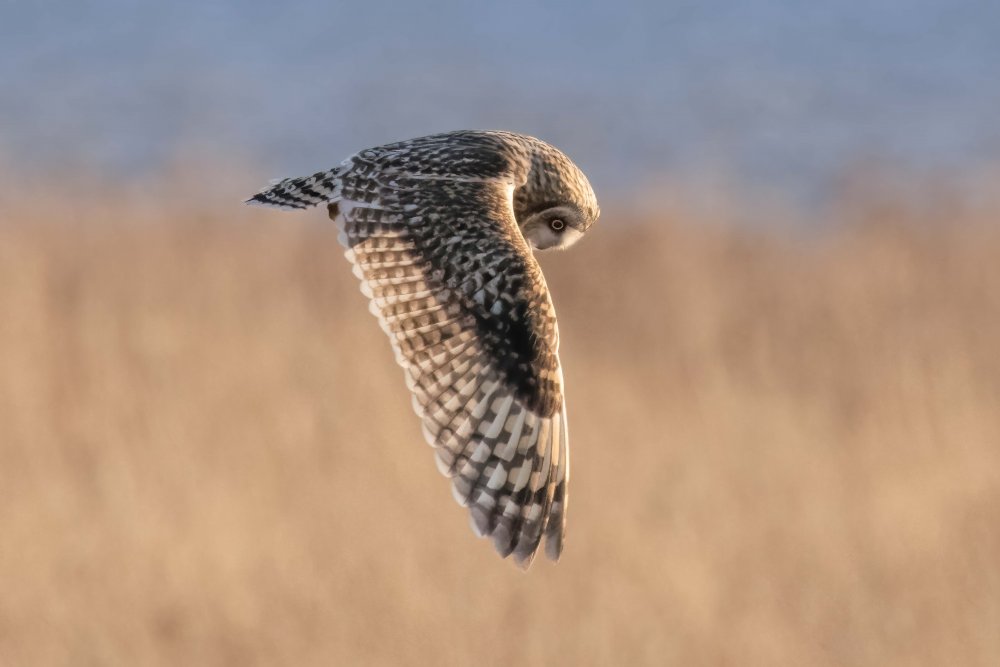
[1,174,999,666]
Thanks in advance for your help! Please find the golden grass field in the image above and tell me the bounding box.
[1,171,999,665]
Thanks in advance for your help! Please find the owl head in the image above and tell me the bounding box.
[514,142,599,252]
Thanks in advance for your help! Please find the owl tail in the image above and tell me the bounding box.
[245,168,342,210]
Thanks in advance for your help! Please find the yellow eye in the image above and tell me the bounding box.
[550,219,565,231]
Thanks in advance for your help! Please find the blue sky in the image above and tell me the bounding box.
[3,0,999,201]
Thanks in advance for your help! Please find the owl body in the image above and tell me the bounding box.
[248,131,598,568]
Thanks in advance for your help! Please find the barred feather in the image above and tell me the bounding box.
[245,131,598,568]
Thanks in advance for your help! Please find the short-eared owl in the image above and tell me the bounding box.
[247,131,599,568]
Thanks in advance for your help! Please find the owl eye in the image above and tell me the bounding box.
[549,219,565,231]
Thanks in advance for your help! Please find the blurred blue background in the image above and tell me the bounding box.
[3,0,999,204]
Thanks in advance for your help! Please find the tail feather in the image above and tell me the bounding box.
[245,168,343,210]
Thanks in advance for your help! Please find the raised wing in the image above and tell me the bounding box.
[329,159,569,568]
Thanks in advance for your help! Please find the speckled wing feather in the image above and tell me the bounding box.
[250,133,570,567]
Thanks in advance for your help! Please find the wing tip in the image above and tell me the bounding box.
[243,193,306,210]
[544,527,564,562]
[543,491,567,561]
[512,549,536,571]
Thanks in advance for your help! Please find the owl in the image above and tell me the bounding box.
[247,131,599,568]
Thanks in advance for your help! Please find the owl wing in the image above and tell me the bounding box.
[251,141,570,567]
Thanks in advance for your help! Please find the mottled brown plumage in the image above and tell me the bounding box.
[247,131,599,567]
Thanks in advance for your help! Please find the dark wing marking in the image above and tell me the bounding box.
[333,166,568,567]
